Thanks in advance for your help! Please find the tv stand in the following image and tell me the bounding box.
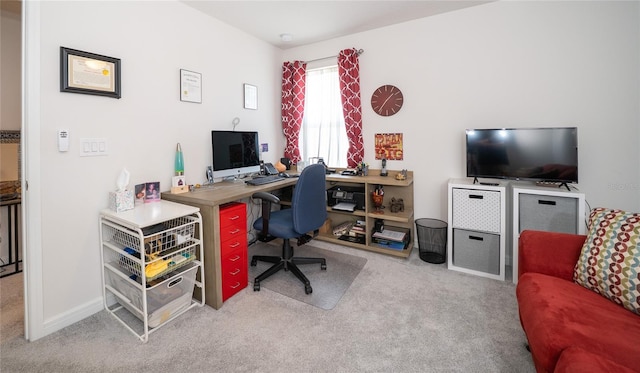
[472,177,499,186]
[536,180,571,191]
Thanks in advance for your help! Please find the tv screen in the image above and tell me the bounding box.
[211,130,261,179]
[466,127,578,183]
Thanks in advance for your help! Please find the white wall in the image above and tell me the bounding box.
[34,1,283,328]
[1,8,21,130]
[284,1,640,221]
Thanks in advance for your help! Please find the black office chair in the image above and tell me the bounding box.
[251,163,328,294]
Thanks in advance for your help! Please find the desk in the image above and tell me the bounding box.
[161,178,298,309]
[162,170,414,309]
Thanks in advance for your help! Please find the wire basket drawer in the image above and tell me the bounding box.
[101,215,199,281]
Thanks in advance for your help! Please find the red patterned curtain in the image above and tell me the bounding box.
[281,61,307,163]
[338,48,364,168]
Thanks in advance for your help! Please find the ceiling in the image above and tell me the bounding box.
[181,1,493,49]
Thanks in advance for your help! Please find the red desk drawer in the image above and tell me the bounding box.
[220,234,247,257]
[220,202,248,302]
[220,202,246,230]
[221,248,247,301]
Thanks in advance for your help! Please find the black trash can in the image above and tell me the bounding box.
[415,218,448,264]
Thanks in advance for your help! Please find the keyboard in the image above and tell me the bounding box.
[245,174,285,186]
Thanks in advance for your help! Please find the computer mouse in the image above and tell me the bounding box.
[279,172,291,178]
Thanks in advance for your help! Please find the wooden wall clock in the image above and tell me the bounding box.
[371,85,403,116]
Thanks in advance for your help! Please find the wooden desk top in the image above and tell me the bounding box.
[161,170,414,206]
[161,177,298,206]
[161,170,413,206]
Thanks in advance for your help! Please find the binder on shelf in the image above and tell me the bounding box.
[332,202,357,212]
[372,229,406,242]
[371,238,407,250]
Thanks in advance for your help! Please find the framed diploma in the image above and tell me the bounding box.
[60,47,121,99]
[180,69,202,103]
[244,83,258,110]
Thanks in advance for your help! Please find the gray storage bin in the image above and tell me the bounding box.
[452,229,500,275]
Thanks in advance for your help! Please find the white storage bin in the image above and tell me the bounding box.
[106,261,198,327]
[452,188,501,233]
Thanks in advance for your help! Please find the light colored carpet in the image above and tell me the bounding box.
[248,241,367,310]
[0,241,535,373]
[0,272,23,344]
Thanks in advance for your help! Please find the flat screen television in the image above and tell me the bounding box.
[211,130,261,179]
[466,127,578,184]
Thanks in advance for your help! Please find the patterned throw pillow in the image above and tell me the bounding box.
[573,208,640,315]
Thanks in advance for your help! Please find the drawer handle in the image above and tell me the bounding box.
[538,200,556,206]
[229,228,241,235]
[469,194,484,200]
[229,282,241,289]
[229,242,240,248]
[230,268,241,275]
[229,215,240,221]
[469,235,484,241]
[230,255,241,262]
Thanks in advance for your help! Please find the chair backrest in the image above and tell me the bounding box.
[291,164,328,235]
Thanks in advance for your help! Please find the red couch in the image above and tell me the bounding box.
[516,230,640,373]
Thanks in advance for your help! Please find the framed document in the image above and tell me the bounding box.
[244,83,257,110]
[60,47,121,99]
[180,69,202,103]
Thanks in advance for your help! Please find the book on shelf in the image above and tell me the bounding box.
[372,238,407,250]
[333,221,353,236]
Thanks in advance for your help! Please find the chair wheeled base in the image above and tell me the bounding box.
[251,238,326,294]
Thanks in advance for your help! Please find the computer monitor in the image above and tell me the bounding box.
[211,130,261,179]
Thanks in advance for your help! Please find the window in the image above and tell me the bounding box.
[300,66,349,168]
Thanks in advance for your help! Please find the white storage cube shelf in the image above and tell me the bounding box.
[447,179,507,281]
[99,200,205,343]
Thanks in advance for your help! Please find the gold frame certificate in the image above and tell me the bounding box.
[180,69,202,103]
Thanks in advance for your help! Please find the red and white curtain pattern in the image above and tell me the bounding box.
[338,48,364,168]
[281,61,307,164]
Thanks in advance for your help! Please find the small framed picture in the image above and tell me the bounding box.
[244,83,257,110]
[60,47,121,99]
[134,183,146,205]
[144,182,160,203]
[180,69,202,103]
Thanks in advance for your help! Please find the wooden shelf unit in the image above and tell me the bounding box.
[318,169,415,258]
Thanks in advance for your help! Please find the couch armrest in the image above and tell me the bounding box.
[518,230,587,281]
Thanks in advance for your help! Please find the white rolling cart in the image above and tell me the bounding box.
[99,200,205,342]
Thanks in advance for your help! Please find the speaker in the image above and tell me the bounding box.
[280,157,291,170]
[519,193,578,234]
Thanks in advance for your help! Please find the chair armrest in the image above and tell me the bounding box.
[518,230,587,282]
[252,192,281,241]
[252,191,280,205]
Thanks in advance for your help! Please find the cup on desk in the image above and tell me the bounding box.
[297,160,306,171]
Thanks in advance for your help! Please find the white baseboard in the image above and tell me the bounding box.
[42,297,104,338]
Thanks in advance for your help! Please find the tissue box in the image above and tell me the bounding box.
[109,190,134,212]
